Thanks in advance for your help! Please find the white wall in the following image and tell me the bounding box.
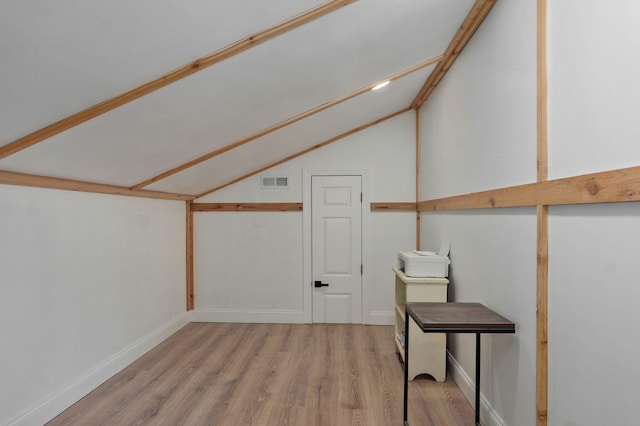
[420,3,536,200]
[548,203,640,426]
[548,0,640,179]
[0,185,187,425]
[419,0,537,425]
[421,210,536,425]
[546,1,640,425]
[194,111,417,324]
[193,211,305,323]
[420,0,640,425]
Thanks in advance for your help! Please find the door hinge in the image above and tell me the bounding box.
[361,264,363,275]
[360,192,363,203]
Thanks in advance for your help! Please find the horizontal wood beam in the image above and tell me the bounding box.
[418,165,640,211]
[192,203,302,212]
[411,0,496,109]
[194,201,420,212]
[0,170,194,201]
[0,0,356,160]
[370,202,417,211]
[195,108,411,199]
[132,56,442,190]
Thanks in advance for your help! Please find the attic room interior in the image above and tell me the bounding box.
[2,0,640,425]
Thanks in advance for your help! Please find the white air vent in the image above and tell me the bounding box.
[261,176,289,189]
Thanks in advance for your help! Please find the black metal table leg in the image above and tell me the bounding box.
[403,308,410,425]
[475,332,481,425]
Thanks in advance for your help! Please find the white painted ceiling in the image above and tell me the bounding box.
[0,0,477,198]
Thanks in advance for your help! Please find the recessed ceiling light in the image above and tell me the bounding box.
[372,80,390,91]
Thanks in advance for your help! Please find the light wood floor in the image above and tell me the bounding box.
[48,323,475,426]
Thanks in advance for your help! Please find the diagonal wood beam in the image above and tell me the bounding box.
[0,170,194,201]
[411,0,496,109]
[0,0,356,160]
[131,55,443,190]
[195,108,411,199]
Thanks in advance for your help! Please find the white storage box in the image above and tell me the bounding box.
[397,243,450,277]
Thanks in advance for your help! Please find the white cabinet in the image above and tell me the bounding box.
[394,267,448,382]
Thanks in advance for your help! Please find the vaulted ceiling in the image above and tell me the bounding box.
[0,0,494,200]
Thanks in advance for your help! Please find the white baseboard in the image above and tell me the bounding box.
[367,310,395,325]
[6,311,190,426]
[447,351,507,426]
[191,308,305,324]
[191,309,395,325]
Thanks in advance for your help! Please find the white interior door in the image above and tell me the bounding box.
[312,175,362,323]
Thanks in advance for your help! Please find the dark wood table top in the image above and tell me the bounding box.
[406,302,515,333]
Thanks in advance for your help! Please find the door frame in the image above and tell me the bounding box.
[303,169,371,324]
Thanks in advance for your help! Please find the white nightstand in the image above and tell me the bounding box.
[393,267,448,382]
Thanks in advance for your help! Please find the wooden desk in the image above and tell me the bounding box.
[403,302,515,426]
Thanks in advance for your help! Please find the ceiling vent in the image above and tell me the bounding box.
[261,176,289,189]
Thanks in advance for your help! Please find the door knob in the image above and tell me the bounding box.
[314,280,329,288]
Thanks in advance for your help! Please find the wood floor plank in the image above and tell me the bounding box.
[47,323,476,426]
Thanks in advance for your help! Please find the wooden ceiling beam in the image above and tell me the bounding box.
[0,170,194,201]
[131,56,443,191]
[411,0,496,109]
[195,108,411,199]
[0,0,356,161]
